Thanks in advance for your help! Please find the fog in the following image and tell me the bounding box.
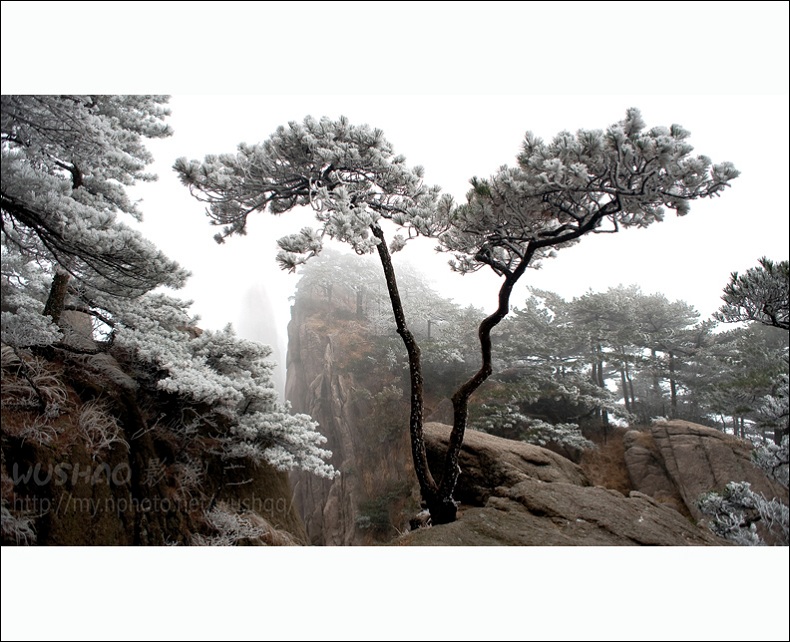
[124,94,788,393]
[2,2,788,639]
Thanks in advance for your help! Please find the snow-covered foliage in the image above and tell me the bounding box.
[698,482,766,545]
[715,257,789,331]
[698,437,789,545]
[78,399,128,457]
[440,108,739,276]
[191,502,299,546]
[175,115,444,263]
[1,95,188,296]
[0,344,68,418]
[756,372,789,442]
[752,435,789,489]
[1,282,337,477]
[104,293,337,478]
[690,324,788,437]
[1,96,336,481]
[191,504,266,546]
[525,419,594,450]
[496,283,774,433]
[493,287,635,425]
[698,481,788,546]
[1,502,37,545]
[473,403,593,450]
[1,247,63,347]
[1,296,62,347]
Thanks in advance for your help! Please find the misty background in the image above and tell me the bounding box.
[128,94,788,396]
[3,2,787,640]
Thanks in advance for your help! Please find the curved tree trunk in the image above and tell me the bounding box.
[434,209,614,520]
[435,258,532,523]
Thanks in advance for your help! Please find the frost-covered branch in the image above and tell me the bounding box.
[698,437,789,545]
[439,108,738,276]
[1,95,188,297]
[715,257,789,331]
[175,115,443,257]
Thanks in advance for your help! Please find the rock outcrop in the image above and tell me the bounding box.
[623,421,788,520]
[399,423,724,546]
[282,263,784,546]
[286,298,418,545]
[1,346,306,546]
[423,422,588,506]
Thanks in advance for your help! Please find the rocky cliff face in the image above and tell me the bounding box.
[623,420,789,521]
[286,296,419,545]
[1,336,306,546]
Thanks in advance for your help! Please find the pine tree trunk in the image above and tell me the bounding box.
[42,270,70,324]
[651,348,661,396]
[596,344,605,388]
[590,360,600,422]
[439,257,531,523]
[596,345,609,428]
[620,367,630,412]
[668,351,678,418]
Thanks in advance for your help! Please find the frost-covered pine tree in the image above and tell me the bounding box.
[698,436,789,545]
[1,95,188,300]
[485,287,620,438]
[757,373,789,443]
[177,110,738,524]
[434,109,738,519]
[715,258,789,331]
[2,95,190,348]
[1,96,335,481]
[176,116,445,513]
[711,256,788,443]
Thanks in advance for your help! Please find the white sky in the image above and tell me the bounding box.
[3,5,788,368]
[128,94,789,347]
[2,2,789,639]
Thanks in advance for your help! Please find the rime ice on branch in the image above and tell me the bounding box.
[177,110,739,523]
[1,95,188,297]
[1,96,336,479]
